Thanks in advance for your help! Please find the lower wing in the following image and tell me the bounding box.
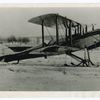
[0,45,79,63]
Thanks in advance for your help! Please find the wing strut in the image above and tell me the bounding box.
[69,20,72,46]
[41,20,45,47]
[55,15,59,45]
[77,24,80,34]
[64,17,68,42]
[79,24,82,35]
[85,25,88,33]
[65,27,68,42]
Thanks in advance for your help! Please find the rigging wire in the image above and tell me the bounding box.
[43,20,55,44]
[39,16,54,43]
[91,35,100,43]
[45,26,54,41]
[60,22,65,35]
[59,23,65,40]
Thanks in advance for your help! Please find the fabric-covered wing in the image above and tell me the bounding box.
[28,13,79,28]
[28,13,65,27]
[0,45,79,63]
[73,29,100,50]
[0,51,46,63]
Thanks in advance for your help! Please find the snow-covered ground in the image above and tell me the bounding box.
[0,44,100,91]
[0,50,99,91]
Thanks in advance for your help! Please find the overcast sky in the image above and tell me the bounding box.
[0,7,100,38]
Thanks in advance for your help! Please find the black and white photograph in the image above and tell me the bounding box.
[0,5,100,91]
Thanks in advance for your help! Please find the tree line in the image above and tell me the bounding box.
[6,35,30,44]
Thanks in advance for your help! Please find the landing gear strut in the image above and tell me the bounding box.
[13,60,20,64]
[65,48,94,67]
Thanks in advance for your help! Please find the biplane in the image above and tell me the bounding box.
[0,13,100,67]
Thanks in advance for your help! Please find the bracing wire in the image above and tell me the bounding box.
[59,23,65,40]
[91,35,100,43]
[39,16,54,43]
[45,26,54,41]
[43,20,54,42]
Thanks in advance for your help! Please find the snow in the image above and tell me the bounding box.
[0,62,100,91]
[0,45,100,90]
[0,44,14,55]
[0,50,99,91]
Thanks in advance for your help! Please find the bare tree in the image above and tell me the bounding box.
[7,35,17,43]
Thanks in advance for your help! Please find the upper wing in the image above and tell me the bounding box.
[28,13,79,28]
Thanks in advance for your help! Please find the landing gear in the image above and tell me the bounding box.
[17,60,20,64]
[12,60,20,64]
[44,55,47,59]
[65,48,95,67]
